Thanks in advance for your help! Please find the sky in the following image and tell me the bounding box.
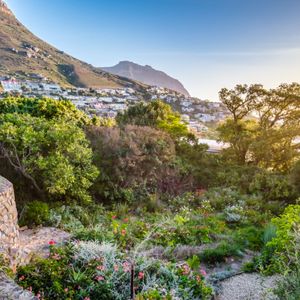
[6,0,300,100]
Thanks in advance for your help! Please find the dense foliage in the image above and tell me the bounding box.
[116,100,192,140]
[0,113,98,203]
[0,86,299,299]
[17,242,212,300]
[218,83,300,170]
[86,124,187,203]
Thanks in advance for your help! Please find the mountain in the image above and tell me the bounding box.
[101,61,190,96]
[0,0,145,90]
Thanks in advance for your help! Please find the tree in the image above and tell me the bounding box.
[217,118,259,164]
[0,96,96,126]
[290,160,300,195]
[86,125,190,202]
[218,83,300,170]
[116,100,192,140]
[0,113,99,203]
[219,84,264,121]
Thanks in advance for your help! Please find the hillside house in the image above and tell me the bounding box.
[195,113,216,122]
[42,83,61,92]
[1,80,22,92]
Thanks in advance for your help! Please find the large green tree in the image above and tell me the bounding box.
[218,83,300,171]
[0,96,95,125]
[0,113,98,203]
[116,100,192,140]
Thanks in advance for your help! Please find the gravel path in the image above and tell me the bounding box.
[217,273,280,300]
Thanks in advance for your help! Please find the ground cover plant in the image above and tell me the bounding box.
[17,241,212,300]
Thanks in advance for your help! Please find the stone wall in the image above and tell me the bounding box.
[0,176,19,258]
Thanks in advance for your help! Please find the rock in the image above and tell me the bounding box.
[17,227,71,265]
[0,273,38,300]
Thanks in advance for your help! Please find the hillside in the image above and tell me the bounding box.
[101,61,190,96]
[0,0,145,90]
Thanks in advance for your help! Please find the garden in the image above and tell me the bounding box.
[0,83,300,299]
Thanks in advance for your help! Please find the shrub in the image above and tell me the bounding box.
[116,100,191,140]
[198,241,243,264]
[152,211,226,247]
[17,242,212,300]
[19,200,50,227]
[274,266,300,300]
[249,171,296,205]
[48,204,107,231]
[0,96,93,126]
[242,261,257,273]
[233,226,264,251]
[257,205,300,274]
[86,125,183,203]
[0,114,99,203]
[73,226,111,243]
[200,187,243,211]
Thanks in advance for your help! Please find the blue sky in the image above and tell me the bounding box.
[6,0,300,100]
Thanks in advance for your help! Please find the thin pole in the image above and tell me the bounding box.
[130,261,135,299]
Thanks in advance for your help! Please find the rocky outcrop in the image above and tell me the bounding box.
[0,273,37,300]
[0,176,19,263]
[0,0,13,17]
[18,227,71,266]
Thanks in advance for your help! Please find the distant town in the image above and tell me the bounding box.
[0,74,230,138]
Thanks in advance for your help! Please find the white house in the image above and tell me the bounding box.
[195,113,216,122]
[24,81,41,91]
[42,83,61,92]
[1,80,22,92]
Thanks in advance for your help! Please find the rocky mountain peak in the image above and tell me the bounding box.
[0,0,13,17]
[102,61,190,96]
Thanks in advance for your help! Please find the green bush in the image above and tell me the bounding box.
[257,205,300,274]
[198,241,243,264]
[274,266,300,299]
[0,113,98,203]
[233,226,264,251]
[17,242,212,300]
[242,261,257,273]
[19,200,50,227]
[249,172,296,205]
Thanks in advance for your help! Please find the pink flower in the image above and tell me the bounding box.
[36,293,41,299]
[122,261,131,273]
[84,298,90,300]
[64,288,69,292]
[52,253,61,260]
[96,265,105,271]
[48,240,56,245]
[182,264,190,275]
[124,218,129,222]
[138,272,144,280]
[95,275,104,281]
[112,215,117,219]
[114,265,119,272]
[19,275,25,281]
[121,229,126,236]
[200,269,207,276]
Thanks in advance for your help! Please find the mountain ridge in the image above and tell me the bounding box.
[0,1,146,90]
[101,61,190,96]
